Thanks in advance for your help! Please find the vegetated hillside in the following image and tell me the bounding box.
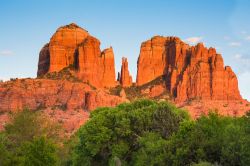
[1,99,250,165]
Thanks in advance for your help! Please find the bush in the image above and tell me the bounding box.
[0,109,63,165]
[21,136,58,166]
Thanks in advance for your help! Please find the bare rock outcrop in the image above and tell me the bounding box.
[136,36,242,101]
[37,23,116,88]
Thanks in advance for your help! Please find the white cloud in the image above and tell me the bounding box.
[229,42,241,47]
[234,54,242,59]
[245,36,250,41]
[0,50,13,56]
[185,37,203,44]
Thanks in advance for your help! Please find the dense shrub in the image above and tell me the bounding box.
[73,100,250,166]
[0,109,63,166]
[73,99,189,165]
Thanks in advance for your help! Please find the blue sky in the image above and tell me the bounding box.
[0,0,250,100]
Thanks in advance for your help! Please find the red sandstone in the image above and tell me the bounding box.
[119,57,132,87]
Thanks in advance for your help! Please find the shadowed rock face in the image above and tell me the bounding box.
[37,23,116,88]
[136,36,242,101]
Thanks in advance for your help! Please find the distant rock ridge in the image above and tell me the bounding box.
[37,23,242,102]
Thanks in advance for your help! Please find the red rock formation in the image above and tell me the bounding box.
[37,23,116,88]
[85,90,126,110]
[0,79,125,112]
[37,23,89,75]
[119,57,132,87]
[101,47,116,87]
[48,23,89,72]
[136,36,242,101]
[77,37,116,88]
[0,79,127,133]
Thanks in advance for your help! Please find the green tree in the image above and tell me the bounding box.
[166,113,250,166]
[131,132,167,166]
[73,99,188,165]
[21,136,58,166]
[0,109,63,166]
[5,109,62,148]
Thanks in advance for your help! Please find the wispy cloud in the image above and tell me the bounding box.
[0,50,13,56]
[234,54,242,59]
[241,31,247,35]
[245,36,250,41]
[185,37,203,44]
[229,42,241,47]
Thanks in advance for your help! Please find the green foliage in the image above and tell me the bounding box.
[5,109,62,148]
[166,113,250,166]
[73,99,188,165]
[191,161,215,166]
[73,101,250,166]
[1,100,250,166]
[0,133,13,165]
[0,109,63,166]
[131,132,167,166]
[21,136,58,166]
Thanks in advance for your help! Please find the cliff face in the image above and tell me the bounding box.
[77,37,116,88]
[37,23,89,75]
[136,36,242,101]
[37,23,116,88]
[0,79,125,112]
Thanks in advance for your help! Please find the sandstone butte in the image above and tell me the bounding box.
[38,23,116,88]
[0,23,249,134]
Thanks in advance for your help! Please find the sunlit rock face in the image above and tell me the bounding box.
[37,23,116,88]
[136,36,242,101]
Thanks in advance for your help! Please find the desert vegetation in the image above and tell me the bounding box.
[1,100,250,166]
